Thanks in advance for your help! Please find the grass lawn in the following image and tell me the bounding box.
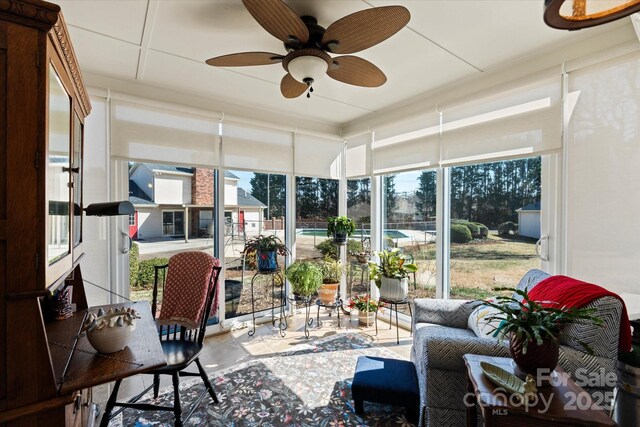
[403,233,539,302]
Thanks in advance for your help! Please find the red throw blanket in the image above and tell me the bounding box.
[528,275,632,352]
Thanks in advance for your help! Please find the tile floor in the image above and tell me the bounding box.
[94,307,413,424]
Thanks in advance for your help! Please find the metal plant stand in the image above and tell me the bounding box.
[375,297,412,345]
[248,269,286,337]
[287,295,314,338]
[316,298,342,328]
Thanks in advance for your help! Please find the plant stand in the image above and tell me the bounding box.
[287,295,314,338]
[248,270,286,338]
[344,259,369,316]
[375,297,412,345]
[316,298,342,329]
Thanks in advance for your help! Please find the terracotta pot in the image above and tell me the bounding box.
[358,310,375,326]
[318,283,339,305]
[509,332,559,375]
[379,277,409,301]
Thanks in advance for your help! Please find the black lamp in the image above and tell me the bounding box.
[84,201,134,217]
[544,0,640,30]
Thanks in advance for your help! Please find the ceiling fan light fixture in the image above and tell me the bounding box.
[544,0,640,30]
[287,55,329,84]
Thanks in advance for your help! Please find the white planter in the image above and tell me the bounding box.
[358,310,375,326]
[379,276,409,301]
[87,323,136,354]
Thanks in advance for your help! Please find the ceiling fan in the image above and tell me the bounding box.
[205,0,410,99]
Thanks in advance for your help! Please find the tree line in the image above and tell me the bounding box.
[249,157,540,228]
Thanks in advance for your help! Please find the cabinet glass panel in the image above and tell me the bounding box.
[47,65,71,264]
[73,114,83,247]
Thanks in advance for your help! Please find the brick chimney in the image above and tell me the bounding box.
[192,168,214,206]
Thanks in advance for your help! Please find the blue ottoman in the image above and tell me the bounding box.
[352,356,420,424]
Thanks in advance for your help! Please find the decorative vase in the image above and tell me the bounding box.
[318,283,339,305]
[332,232,347,245]
[257,251,277,272]
[509,333,560,376]
[358,310,375,326]
[379,277,409,301]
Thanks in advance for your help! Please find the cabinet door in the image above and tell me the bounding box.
[47,63,72,280]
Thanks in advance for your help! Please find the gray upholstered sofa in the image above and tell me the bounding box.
[410,269,623,427]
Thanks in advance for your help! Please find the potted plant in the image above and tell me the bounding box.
[369,248,417,301]
[317,258,343,305]
[285,260,322,299]
[348,294,383,326]
[327,215,356,245]
[479,287,603,376]
[242,235,290,272]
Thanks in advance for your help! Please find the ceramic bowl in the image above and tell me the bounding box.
[86,322,136,354]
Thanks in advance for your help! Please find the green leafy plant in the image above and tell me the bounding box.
[478,287,604,354]
[327,216,356,238]
[368,248,417,286]
[242,235,290,257]
[317,258,343,284]
[316,238,362,260]
[348,293,383,312]
[285,261,322,297]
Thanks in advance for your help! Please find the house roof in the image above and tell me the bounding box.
[237,188,266,208]
[517,201,541,212]
[224,171,239,179]
[128,179,156,206]
[144,163,193,175]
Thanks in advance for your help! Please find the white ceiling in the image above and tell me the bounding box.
[54,0,633,127]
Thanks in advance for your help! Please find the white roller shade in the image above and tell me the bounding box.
[373,133,440,174]
[565,52,640,315]
[294,133,343,179]
[110,100,220,167]
[221,121,293,174]
[346,133,371,178]
[440,70,561,166]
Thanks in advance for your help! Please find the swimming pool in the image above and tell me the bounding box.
[297,229,409,239]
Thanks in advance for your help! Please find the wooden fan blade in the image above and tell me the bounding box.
[327,56,386,87]
[281,74,307,98]
[322,6,410,54]
[242,0,309,44]
[206,52,283,67]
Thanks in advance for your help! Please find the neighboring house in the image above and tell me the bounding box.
[516,201,541,239]
[128,163,265,240]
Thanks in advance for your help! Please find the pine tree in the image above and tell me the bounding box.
[385,175,398,221]
[415,171,436,220]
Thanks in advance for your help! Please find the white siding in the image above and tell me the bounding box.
[154,174,191,204]
[224,178,238,205]
[518,211,540,239]
[136,208,163,239]
[243,209,263,234]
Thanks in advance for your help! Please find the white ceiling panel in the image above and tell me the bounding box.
[51,0,636,126]
[56,0,148,45]
[142,49,371,124]
[67,26,140,80]
[371,0,627,71]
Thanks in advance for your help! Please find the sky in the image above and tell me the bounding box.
[230,170,424,195]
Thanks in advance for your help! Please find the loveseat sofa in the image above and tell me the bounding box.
[410,269,623,427]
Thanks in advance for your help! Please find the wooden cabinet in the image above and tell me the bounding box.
[0,0,92,425]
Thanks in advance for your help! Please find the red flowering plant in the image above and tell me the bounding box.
[348,294,383,313]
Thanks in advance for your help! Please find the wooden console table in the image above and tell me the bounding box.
[463,354,616,427]
[47,301,166,395]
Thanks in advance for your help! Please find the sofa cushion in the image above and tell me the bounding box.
[467,299,503,338]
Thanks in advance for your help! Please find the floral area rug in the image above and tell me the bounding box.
[113,332,414,426]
